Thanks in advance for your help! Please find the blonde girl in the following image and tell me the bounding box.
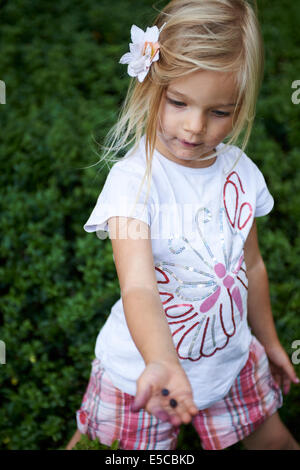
[67,0,300,450]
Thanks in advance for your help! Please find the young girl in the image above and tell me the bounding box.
[68,0,300,450]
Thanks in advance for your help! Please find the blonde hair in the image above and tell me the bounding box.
[92,0,264,215]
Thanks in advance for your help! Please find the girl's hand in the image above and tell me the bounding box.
[131,360,199,426]
[265,342,300,395]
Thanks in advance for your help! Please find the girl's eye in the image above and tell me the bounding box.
[166,98,231,117]
[166,97,186,107]
[212,110,231,117]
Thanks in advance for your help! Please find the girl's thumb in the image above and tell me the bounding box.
[131,384,152,412]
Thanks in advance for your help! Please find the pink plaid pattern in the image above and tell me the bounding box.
[76,336,282,450]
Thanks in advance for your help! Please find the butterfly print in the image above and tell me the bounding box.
[155,171,253,361]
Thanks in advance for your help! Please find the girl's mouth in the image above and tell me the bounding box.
[179,139,203,148]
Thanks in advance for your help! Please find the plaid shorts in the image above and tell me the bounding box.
[76,335,283,450]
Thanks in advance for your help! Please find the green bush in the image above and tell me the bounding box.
[72,435,119,451]
[0,0,299,450]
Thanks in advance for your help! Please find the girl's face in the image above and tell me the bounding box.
[155,70,239,168]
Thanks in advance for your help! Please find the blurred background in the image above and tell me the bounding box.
[0,0,299,450]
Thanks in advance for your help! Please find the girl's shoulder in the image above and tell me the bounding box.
[108,143,147,177]
[221,144,264,176]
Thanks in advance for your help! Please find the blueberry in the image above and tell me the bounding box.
[169,398,178,408]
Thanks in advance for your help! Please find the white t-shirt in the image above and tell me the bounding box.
[83,135,274,409]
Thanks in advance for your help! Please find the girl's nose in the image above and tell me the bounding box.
[183,110,207,135]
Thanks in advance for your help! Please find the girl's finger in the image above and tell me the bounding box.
[272,372,281,388]
[283,376,291,395]
[151,400,181,425]
[170,414,182,426]
[166,395,196,425]
[184,398,199,416]
[283,359,300,384]
[152,407,171,422]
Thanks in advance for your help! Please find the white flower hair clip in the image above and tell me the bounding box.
[119,22,166,83]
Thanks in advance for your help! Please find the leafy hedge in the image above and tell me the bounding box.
[0,0,299,450]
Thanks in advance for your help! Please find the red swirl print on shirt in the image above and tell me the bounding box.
[155,171,253,361]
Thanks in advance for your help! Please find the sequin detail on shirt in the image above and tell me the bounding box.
[155,171,253,361]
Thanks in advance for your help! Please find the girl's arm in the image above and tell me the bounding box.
[243,220,281,349]
[108,216,180,365]
[108,216,198,424]
[244,220,299,393]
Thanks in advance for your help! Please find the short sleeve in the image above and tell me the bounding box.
[254,164,274,217]
[83,163,152,233]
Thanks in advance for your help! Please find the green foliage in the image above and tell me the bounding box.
[0,0,299,451]
[72,435,119,451]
